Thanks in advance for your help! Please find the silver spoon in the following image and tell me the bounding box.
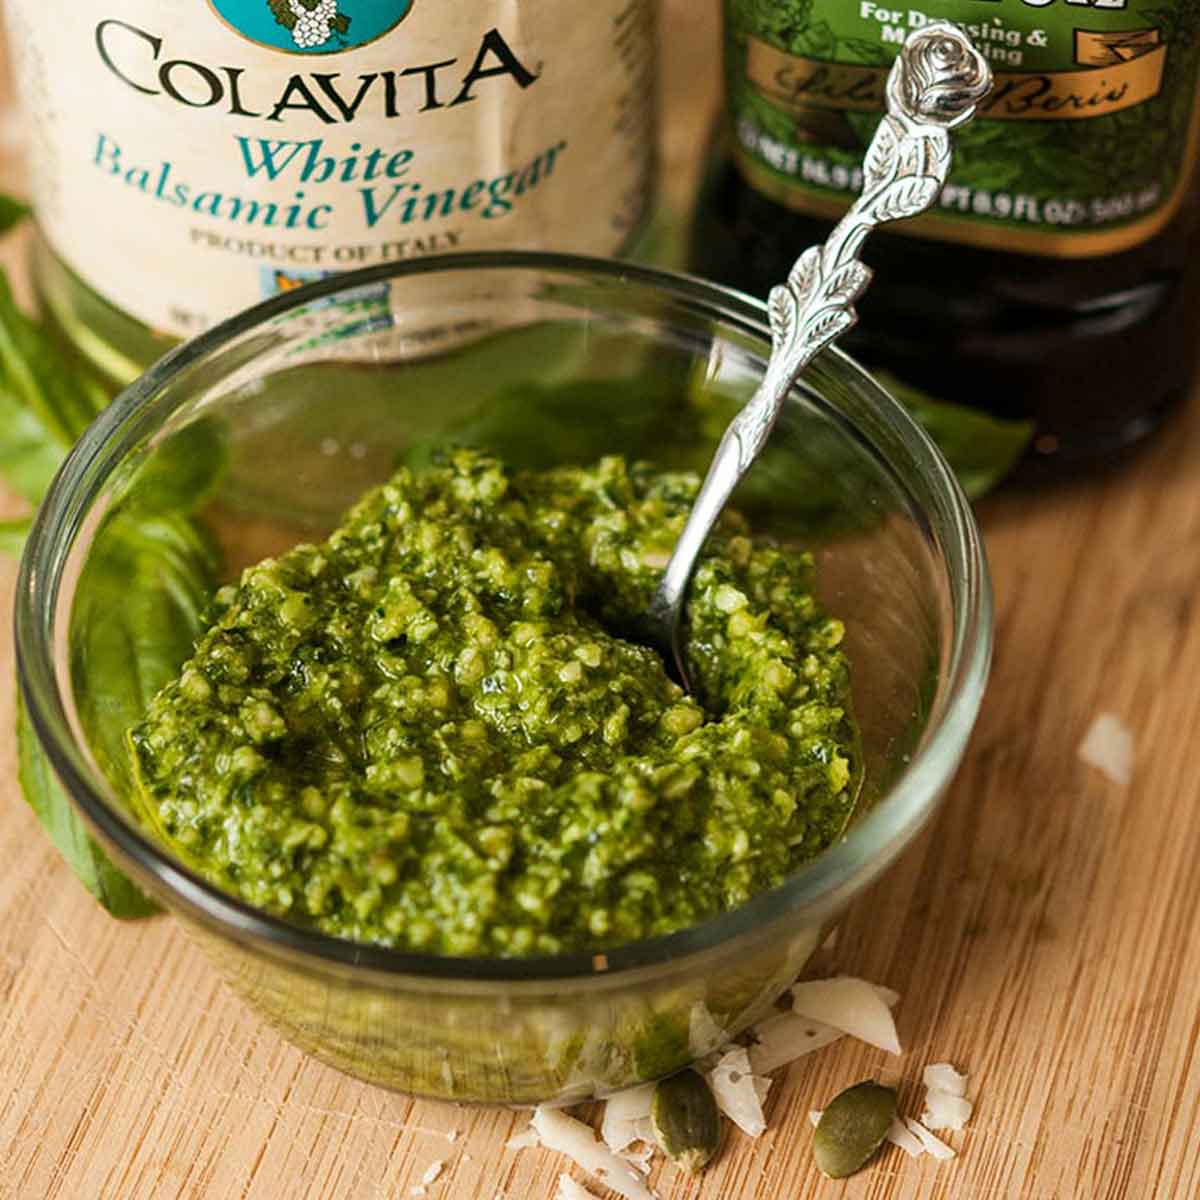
[642,22,992,691]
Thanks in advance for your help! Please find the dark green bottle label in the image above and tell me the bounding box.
[726,0,1200,256]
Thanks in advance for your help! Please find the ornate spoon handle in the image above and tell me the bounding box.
[646,22,992,689]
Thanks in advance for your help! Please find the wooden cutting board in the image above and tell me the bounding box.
[4,8,1200,1198]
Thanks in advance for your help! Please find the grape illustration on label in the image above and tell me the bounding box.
[212,0,416,55]
[268,0,351,52]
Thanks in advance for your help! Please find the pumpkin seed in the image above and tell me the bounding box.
[812,1081,897,1179]
[650,1068,721,1173]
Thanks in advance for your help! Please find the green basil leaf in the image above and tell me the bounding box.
[115,416,229,517]
[23,509,218,919]
[0,254,146,913]
[14,497,219,919]
[71,511,220,795]
[16,690,158,917]
[872,369,1033,499]
[0,265,114,508]
[0,515,31,557]
[0,271,110,450]
[0,194,30,236]
[0,381,67,506]
[403,373,693,474]
[0,248,201,918]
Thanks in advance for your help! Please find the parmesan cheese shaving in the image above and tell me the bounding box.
[631,1117,655,1147]
[748,1010,843,1074]
[624,1139,654,1174]
[905,1118,957,1160]
[603,1084,655,1123]
[922,1062,968,1098]
[1078,712,1134,786]
[506,1129,539,1151]
[789,977,903,1055]
[707,1046,768,1136]
[885,1118,925,1158]
[688,1002,728,1059]
[556,1175,601,1200]
[530,1107,656,1200]
[600,1083,655,1154]
[921,1089,973,1131]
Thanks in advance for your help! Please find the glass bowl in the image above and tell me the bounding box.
[15,252,991,1104]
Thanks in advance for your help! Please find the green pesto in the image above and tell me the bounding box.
[129,451,858,956]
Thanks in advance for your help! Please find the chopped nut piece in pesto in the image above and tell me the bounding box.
[128,450,859,955]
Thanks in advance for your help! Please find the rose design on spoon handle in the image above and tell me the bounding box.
[645,23,992,690]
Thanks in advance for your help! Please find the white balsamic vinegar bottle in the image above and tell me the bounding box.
[4,0,658,382]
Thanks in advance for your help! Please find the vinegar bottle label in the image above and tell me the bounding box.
[5,0,657,336]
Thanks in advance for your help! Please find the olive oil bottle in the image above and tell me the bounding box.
[691,0,1200,464]
[4,0,659,384]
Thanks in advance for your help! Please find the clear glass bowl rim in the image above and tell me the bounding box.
[15,250,993,986]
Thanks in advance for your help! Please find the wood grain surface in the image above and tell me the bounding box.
[4,8,1200,1199]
